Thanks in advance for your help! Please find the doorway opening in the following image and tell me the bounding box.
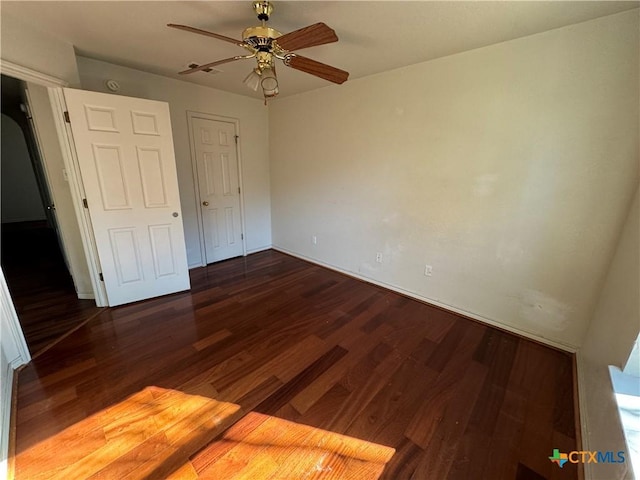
[0,74,101,356]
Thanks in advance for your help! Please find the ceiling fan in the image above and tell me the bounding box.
[168,1,349,102]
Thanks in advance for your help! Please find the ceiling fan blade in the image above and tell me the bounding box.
[167,24,243,46]
[275,23,338,52]
[286,55,349,84]
[178,57,243,75]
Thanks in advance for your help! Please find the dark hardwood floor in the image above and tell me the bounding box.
[13,250,578,479]
[1,222,102,356]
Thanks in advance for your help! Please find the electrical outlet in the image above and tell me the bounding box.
[376,252,383,263]
[424,265,433,276]
[312,235,317,245]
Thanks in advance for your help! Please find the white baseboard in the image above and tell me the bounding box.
[77,293,94,300]
[246,245,273,255]
[187,246,272,271]
[273,246,578,353]
[0,365,14,480]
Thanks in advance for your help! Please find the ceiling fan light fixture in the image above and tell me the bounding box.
[169,0,349,101]
[260,67,278,96]
[264,86,279,98]
[243,69,262,91]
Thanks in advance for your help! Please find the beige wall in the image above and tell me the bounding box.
[582,185,640,368]
[0,13,80,86]
[77,57,272,267]
[269,10,639,349]
[577,185,639,480]
[578,189,640,479]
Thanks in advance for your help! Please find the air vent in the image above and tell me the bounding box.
[188,63,222,74]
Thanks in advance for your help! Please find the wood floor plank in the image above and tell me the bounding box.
[254,345,349,416]
[404,322,487,449]
[328,342,409,435]
[14,250,577,480]
[409,361,488,479]
[289,324,391,415]
[192,329,233,352]
[87,432,172,480]
[190,410,270,474]
[216,335,327,403]
[344,353,438,448]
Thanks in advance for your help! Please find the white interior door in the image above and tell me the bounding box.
[64,88,190,306]
[192,116,243,264]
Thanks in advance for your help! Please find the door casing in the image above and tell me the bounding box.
[49,87,109,306]
[0,59,107,306]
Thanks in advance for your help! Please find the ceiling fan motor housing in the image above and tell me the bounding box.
[242,26,281,52]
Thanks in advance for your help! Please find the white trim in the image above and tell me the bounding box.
[0,365,13,480]
[24,85,80,294]
[187,112,207,266]
[1,268,29,480]
[48,88,108,306]
[574,351,592,473]
[0,62,99,305]
[0,59,68,87]
[1,271,31,366]
[574,353,635,479]
[246,245,273,255]
[273,246,578,353]
[187,111,247,265]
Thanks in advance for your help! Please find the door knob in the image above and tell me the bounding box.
[202,201,209,206]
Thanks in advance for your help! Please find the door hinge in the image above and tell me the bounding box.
[82,198,89,209]
[238,187,241,194]
[234,135,239,144]
[64,111,71,123]
[99,273,104,282]
[241,233,244,240]
[20,103,32,120]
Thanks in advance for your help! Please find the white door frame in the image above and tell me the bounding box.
[48,89,107,306]
[0,59,108,306]
[187,111,247,267]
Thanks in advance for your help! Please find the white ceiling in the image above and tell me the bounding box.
[2,1,638,99]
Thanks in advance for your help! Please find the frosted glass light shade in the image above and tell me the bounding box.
[243,69,261,91]
[261,68,278,97]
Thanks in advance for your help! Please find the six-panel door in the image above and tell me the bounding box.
[64,88,190,306]
[192,116,243,264]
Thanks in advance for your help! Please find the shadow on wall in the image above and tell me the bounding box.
[0,113,46,224]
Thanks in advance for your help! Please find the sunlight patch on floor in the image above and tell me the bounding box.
[14,386,242,479]
[191,411,396,478]
[15,386,395,479]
